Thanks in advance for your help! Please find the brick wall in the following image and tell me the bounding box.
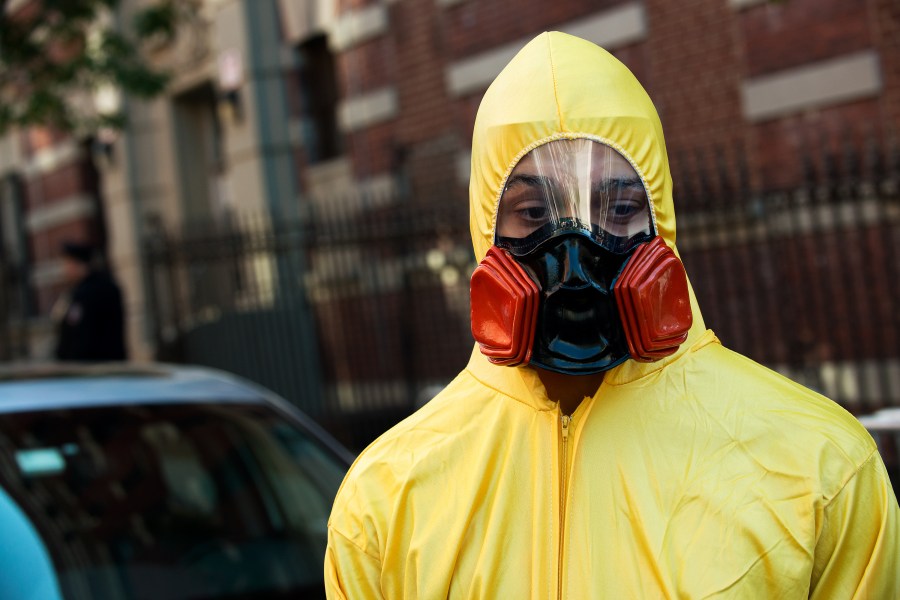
[337,0,378,12]
[643,0,746,185]
[740,0,871,77]
[752,98,883,189]
[390,0,459,200]
[18,130,103,316]
[28,220,96,265]
[346,122,396,177]
[337,38,393,97]
[316,0,898,198]
[24,162,93,210]
[871,0,900,136]
[441,0,612,58]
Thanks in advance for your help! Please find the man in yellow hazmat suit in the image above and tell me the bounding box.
[325,32,899,598]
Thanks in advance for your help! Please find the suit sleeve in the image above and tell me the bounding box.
[324,525,384,600]
[809,450,900,599]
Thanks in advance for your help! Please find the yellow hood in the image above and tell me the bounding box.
[469,31,704,384]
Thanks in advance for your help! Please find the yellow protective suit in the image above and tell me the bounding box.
[325,32,900,599]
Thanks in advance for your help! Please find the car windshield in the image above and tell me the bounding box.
[0,402,347,600]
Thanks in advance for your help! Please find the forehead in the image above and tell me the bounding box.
[509,139,638,179]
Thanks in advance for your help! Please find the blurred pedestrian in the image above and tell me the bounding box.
[325,32,899,597]
[54,241,126,362]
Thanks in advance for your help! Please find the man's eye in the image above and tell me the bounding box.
[608,200,643,220]
[613,203,638,217]
[516,205,549,222]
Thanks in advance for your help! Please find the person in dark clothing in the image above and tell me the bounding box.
[55,241,127,361]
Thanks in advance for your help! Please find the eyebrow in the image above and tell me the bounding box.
[595,176,645,193]
[505,173,553,190]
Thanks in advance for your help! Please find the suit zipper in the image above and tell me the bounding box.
[557,414,571,600]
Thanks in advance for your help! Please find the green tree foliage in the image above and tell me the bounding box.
[0,0,179,134]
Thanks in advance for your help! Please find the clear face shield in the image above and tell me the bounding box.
[495,139,654,255]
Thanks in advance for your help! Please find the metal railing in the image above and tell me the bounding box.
[145,193,474,451]
[676,141,900,415]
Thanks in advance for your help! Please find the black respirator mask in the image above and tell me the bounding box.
[470,139,693,375]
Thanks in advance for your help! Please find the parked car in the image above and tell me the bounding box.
[0,363,353,600]
[857,407,900,498]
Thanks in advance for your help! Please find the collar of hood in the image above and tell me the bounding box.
[466,31,709,399]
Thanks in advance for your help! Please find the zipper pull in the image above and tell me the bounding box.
[561,414,570,441]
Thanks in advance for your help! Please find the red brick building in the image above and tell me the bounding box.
[280,0,900,204]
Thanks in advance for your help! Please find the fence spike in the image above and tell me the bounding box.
[715,143,733,199]
[735,139,750,194]
[690,147,712,210]
[863,127,882,183]
[841,140,860,184]
[888,131,900,181]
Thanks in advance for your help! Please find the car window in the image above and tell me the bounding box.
[0,402,347,600]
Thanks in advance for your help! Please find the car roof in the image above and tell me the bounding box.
[0,363,267,412]
[0,363,356,465]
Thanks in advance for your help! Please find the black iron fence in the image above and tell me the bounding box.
[144,143,900,452]
[145,193,474,451]
[675,141,900,416]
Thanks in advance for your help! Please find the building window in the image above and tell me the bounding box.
[298,34,341,164]
[172,83,226,226]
